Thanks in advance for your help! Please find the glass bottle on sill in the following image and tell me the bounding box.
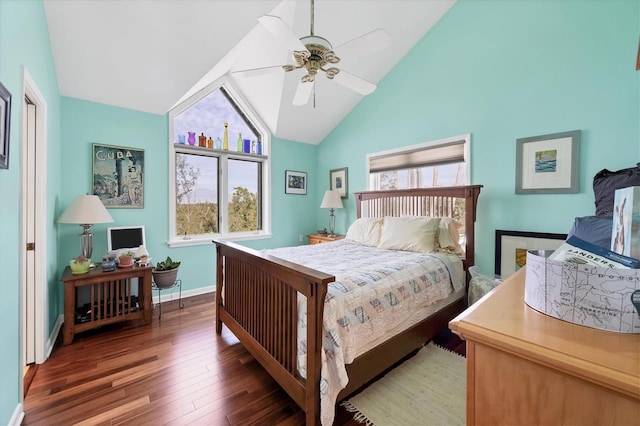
[237,133,243,152]
[207,137,213,149]
[256,140,262,155]
[215,137,222,150]
[187,132,196,146]
[223,123,229,150]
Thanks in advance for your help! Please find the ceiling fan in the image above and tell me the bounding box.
[239,0,391,106]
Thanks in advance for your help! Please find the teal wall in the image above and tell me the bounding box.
[317,0,640,276]
[1,0,638,423]
[244,136,319,250]
[0,0,62,423]
[60,97,318,292]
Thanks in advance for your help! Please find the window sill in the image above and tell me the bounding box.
[167,232,272,248]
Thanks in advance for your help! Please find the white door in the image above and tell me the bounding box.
[23,97,36,364]
[21,68,48,376]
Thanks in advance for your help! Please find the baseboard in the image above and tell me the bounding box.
[152,285,215,304]
[46,315,63,358]
[8,402,24,426]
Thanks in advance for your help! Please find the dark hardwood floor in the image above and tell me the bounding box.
[23,292,465,425]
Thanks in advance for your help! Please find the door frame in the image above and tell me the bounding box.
[20,67,48,370]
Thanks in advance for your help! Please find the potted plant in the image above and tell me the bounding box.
[70,255,91,275]
[118,250,135,267]
[101,254,117,272]
[152,256,181,288]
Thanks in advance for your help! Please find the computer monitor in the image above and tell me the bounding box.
[107,225,146,254]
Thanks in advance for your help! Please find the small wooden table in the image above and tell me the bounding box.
[60,264,153,345]
[306,233,344,244]
[449,268,640,425]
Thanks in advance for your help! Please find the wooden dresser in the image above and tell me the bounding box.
[449,268,640,425]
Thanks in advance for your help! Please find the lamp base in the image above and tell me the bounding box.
[79,224,94,260]
[328,208,336,237]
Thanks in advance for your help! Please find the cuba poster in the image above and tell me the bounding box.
[92,143,144,208]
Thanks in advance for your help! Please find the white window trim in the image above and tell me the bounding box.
[168,78,271,247]
[365,133,471,190]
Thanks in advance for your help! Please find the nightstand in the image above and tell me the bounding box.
[307,233,345,244]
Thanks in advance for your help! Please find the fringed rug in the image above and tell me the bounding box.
[342,343,466,426]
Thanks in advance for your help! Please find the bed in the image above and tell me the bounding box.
[214,185,482,425]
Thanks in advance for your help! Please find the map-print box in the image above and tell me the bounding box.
[611,186,640,259]
[525,250,640,333]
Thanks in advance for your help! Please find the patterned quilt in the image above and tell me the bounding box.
[265,239,464,425]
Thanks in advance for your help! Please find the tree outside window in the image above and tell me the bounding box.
[169,83,269,244]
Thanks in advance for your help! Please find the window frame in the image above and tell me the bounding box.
[168,79,271,247]
[366,133,471,190]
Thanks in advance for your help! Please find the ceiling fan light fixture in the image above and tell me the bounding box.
[246,0,384,106]
[300,35,332,50]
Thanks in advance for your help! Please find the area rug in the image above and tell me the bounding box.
[342,343,466,425]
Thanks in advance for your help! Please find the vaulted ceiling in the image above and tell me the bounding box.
[44,0,455,144]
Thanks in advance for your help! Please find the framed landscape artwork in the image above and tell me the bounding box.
[92,143,145,208]
[495,230,567,278]
[515,130,580,194]
[330,167,348,199]
[285,170,307,195]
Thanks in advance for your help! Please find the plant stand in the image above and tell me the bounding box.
[152,278,183,320]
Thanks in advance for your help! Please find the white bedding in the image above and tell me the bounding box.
[265,239,464,425]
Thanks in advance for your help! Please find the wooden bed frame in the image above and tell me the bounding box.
[214,185,482,425]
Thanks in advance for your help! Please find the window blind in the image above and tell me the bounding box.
[369,140,465,173]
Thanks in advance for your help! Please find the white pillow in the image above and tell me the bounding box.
[437,217,463,254]
[345,217,383,246]
[378,216,441,253]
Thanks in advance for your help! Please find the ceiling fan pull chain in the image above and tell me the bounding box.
[313,82,316,108]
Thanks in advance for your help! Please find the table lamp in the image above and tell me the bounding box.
[320,190,343,237]
[57,194,114,261]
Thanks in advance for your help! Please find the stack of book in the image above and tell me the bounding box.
[549,235,639,269]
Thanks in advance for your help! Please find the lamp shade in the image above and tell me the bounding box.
[57,195,114,224]
[320,190,343,209]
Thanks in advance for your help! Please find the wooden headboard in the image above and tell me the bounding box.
[354,185,483,271]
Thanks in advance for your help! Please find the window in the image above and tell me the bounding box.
[367,134,470,190]
[168,82,270,247]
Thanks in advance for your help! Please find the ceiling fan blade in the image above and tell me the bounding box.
[334,29,392,58]
[332,70,376,95]
[258,15,307,53]
[292,80,313,106]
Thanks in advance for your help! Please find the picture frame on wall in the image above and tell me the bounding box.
[330,167,348,199]
[495,229,567,278]
[515,130,580,194]
[0,81,12,170]
[285,170,307,195]
[92,143,145,208]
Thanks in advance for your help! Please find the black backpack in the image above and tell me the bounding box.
[593,162,640,217]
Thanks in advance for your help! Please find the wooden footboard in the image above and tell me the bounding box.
[214,240,334,425]
[214,185,482,425]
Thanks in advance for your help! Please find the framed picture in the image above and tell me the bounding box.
[515,130,580,194]
[495,230,567,278]
[0,81,12,170]
[330,167,348,199]
[285,170,307,195]
[92,143,145,208]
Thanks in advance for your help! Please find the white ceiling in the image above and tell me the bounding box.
[44,0,455,144]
